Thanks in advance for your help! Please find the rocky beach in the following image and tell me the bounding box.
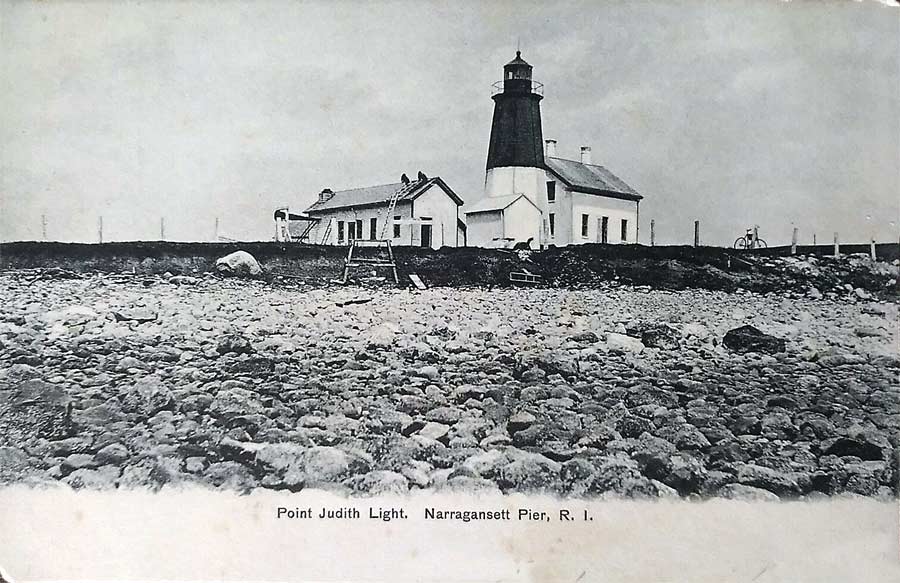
[1,260,898,500]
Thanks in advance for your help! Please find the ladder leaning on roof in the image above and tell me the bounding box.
[320,219,333,245]
[378,180,415,240]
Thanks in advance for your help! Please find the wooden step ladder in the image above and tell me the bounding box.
[340,239,399,285]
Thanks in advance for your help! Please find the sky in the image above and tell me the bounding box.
[1,0,898,246]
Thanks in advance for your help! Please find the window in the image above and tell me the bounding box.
[347,221,355,241]
[581,214,589,238]
[356,219,363,240]
[546,181,556,203]
[370,217,378,240]
[549,213,555,237]
[621,219,628,241]
[337,221,345,243]
[393,215,401,238]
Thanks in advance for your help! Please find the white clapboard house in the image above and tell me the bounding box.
[275,173,466,248]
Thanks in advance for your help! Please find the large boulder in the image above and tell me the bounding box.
[215,251,263,277]
[625,322,680,350]
[722,325,786,354]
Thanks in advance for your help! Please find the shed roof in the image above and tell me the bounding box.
[304,176,463,214]
[464,193,538,215]
[544,157,642,201]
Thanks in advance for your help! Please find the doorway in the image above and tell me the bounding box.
[599,216,608,243]
[420,224,432,248]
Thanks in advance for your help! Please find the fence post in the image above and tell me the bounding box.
[98,216,103,244]
[813,233,816,246]
[693,220,700,247]
[791,227,798,255]
[41,214,47,241]
[160,218,166,241]
[833,232,840,257]
[870,239,876,261]
[214,217,219,241]
[650,220,656,246]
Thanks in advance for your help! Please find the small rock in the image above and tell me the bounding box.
[349,470,409,495]
[567,331,599,343]
[416,365,440,380]
[854,326,885,338]
[499,453,562,492]
[113,308,158,324]
[62,466,120,490]
[216,334,253,355]
[507,411,537,433]
[60,453,98,476]
[605,333,645,353]
[169,275,200,285]
[94,443,130,465]
[736,464,800,496]
[417,422,451,443]
[718,483,780,502]
[823,430,889,461]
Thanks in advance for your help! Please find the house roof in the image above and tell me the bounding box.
[544,157,642,201]
[304,176,463,214]
[464,193,539,215]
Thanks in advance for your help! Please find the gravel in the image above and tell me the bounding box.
[0,271,897,499]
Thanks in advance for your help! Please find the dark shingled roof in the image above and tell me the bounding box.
[544,157,642,201]
[304,177,463,214]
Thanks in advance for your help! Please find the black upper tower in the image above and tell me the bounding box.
[486,51,545,170]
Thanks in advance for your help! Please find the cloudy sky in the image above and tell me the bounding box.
[1,0,897,245]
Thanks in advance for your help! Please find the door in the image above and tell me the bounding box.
[600,216,609,244]
[420,224,432,248]
[370,217,378,240]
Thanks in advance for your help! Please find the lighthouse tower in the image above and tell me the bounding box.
[484,51,546,205]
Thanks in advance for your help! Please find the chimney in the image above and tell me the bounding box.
[580,146,592,165]
[319,188,333,202]
[544,139,557,158]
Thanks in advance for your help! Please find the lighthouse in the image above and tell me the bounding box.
[466,50,643,249]
[483,51,546,205]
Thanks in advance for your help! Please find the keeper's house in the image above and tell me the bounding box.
[275,173,466,248]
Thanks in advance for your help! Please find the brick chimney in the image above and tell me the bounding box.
[545,139,557,158]
[580,146,592,165]
[319,188,334,202]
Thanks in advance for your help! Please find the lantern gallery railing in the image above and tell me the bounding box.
[491,80,544,96]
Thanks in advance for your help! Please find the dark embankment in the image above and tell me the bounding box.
[1,240,898,297]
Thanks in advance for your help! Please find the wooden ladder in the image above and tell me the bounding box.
[320,219,333,244]
[378,181,416,240]
[340,239,399,285]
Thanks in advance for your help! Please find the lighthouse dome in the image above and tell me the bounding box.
[504,51,532,80]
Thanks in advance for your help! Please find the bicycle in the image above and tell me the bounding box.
[733,227,767,250]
